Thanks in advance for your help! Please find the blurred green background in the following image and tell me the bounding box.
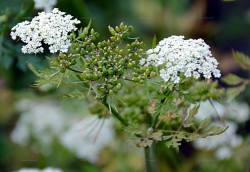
[1,0,250,171]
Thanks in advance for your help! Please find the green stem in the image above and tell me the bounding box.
[101,96,128,127]
[152,96,169,128]
[144,141,159,172]
[152,113,160,128]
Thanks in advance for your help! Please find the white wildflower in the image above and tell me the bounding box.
[34,0,57,12]
[140,36,221,83]
[11,8,80,54]
[14,167,62,172]
[60,116,114,163]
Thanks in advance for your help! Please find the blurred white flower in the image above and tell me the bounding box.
[15,167,62,172]
[215,146,232,160]
[11,98,114,162]
[11,8,80,54]
[140,36,221,83]
[11,99,72,154]
[34,0,57,12]
[60,116,114,163]
[195,100,249,123]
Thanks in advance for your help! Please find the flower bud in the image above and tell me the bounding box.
[83,27,89,35]
[115,26,120,32]
[108,26,116,35]
[109,90,114,95]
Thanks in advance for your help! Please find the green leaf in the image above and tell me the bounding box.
[198,118,212,129]
[183,104,200,128]
[150,131,163,141]
[201,125,228,137]
[28,63,64,87]
[183,93,195,103]
[186,133,199,142]
[165,138,181,149]
[162,135,173,140]
[226,84,246,101]
[233,51,250,71]
[87,19,92,30]
[27,63,41,77]
[222,74,245,85]
[164,132,186,149]
[63,89,85,99]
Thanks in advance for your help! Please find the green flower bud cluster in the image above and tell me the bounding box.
[67,22,153,97]
[56,53,77,72]
[132,66,156,84]
[108,23,134,42]
[115,84,152,123]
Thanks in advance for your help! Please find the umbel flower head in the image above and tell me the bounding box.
[140,36,221,83]
[11,8,80,54]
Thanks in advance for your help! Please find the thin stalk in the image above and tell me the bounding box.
[67,67,83,73]
[144,141,159,172]
[101,96,128,127]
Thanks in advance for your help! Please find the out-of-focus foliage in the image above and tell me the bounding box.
[222,51,250,101]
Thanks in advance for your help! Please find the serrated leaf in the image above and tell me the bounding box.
[222,74,245,85]
[189,104,200,117]
[233,51,250,71]
[198,118,212,129]
[201,125,228,137]
[183,104,200,128]
[165,138,181,149]
[0,55,13,69]
[164,132,185,149]
[150,131,163,141]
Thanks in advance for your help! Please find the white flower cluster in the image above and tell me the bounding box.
[34,0,57,12]
[15,167,62,172]
[140,36,221,83]
[11,98,114,162]
[194,121,242,160]
[11,8,80,54]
